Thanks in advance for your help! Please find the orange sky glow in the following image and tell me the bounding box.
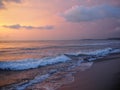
[0,0,120,40]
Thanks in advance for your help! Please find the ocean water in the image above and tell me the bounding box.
[0,40,120,90]
[0,40,120,61]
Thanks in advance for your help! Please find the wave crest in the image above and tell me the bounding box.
[0,48,120,71]
[0,55,71,70]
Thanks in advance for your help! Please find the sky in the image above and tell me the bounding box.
[0,0,120,40]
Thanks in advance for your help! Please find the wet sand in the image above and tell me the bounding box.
[58,54,120,90]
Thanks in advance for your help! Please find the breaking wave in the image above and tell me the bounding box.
[0,55,71,70]
[0,48,120,71]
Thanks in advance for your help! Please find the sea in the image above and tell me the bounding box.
[0,40,120,90]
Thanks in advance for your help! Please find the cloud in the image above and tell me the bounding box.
[60,5,120,22]
[0,0,22,9]
[2,24,54,30]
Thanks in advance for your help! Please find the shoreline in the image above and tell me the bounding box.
[0,54,120,90]
[57,54,120,90]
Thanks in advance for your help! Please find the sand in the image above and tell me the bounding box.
[57,54,120,90]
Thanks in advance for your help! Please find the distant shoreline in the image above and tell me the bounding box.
[107,38,120,40]
[0,38,120,42]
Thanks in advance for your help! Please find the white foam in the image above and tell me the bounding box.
[16,74,50,90]
[85,48,113,56]
[66,48,120,61]
[1,74,51,90]
[78,48,120,56]
[0,55,71,70]
[0,48,120,71]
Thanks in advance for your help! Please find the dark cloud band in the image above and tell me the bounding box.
[3,24,54,30]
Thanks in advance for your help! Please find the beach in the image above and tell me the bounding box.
[58,54,120,90]
[0,0,120,89]
[0,54,120,90]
